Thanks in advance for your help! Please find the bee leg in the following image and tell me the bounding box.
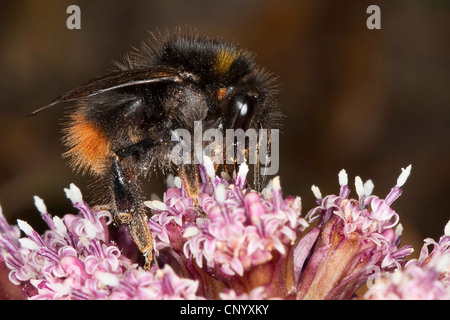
[113,211,132,226]
[111,154,154,270]
[129,208,154,270]
[178,163,201,212]
[115,138,155,160]
[178,163,199,198]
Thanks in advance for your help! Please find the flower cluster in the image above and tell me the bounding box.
[0,184,199,300]
[364,222,450,299]
[147,160,307,298]
[0,160,448,300]
[295,167,414,299]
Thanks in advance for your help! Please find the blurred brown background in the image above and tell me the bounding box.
[0,0,448,256]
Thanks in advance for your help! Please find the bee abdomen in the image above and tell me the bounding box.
[63,112,112,175]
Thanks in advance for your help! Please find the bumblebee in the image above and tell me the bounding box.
[31,29,281,269]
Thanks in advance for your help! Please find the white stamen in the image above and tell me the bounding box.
[261,180,273,200]
[435,255,450,274]
[391,268,403,284]
[445,220,450,236]
[272,176,281,192]
[174,176,182,189]
[237,161,249,182]
[144,200,168,211]
[33,196,47,214]
[203,155,216,180]
[17,219,34,236]
[396,165,412,187]
[18,238,40,251]
[355,176,365,198]
[311,185,322,200]
[165,174,175,188]
[96,271,119,287]
[364,179,375,196]
[183,226,199,238]
[338,169,348,186]
[48,283,70,296]
[64,183,83,204]
[53,216,67,235]
[83,220,97,239]
[395,223,404,238]
[264,179,273,192]
[215,184,226,204]
[156,268,165,279]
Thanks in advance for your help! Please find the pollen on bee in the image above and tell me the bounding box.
[63,112,112,175]
[216,87,227,100]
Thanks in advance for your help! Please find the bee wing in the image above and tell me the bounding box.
[28,68,185,116]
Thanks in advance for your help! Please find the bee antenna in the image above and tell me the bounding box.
[26,98,65,117]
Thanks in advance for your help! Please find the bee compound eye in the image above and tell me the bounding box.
[231,93,257,131]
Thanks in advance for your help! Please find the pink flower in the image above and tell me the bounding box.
[295,166,414,299]
[1,161,447,300]
[364,221,450,300]
[148,161,308,298]
[0,184,199,300]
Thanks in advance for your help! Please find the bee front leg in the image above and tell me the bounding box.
[178,163,200,199]
[111,154,153,270]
